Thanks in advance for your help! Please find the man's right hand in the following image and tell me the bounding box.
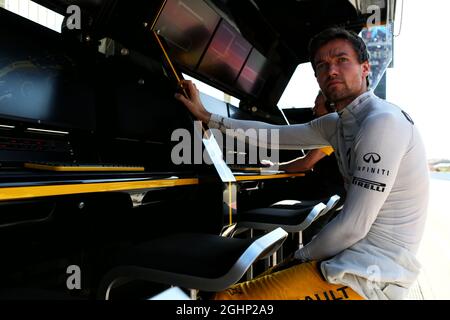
[174,80,212,123]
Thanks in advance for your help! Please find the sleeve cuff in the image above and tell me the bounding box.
[319,146,334,156]
[208,113,227,132]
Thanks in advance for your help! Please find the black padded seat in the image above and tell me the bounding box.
[97,228,288,299]
[263,195,342,249]
[236,202,327,233]
[270,199,323,208]
[238,207,315,226]
[235,203,326,269]
[271,195,341,217]
[113,234,258,279]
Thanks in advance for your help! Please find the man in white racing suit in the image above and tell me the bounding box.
[175,27,428,300]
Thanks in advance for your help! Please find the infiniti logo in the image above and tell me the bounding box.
[363,152,381,164]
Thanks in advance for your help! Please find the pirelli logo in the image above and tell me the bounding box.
[352,176,386,193]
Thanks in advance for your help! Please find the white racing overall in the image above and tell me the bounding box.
[208,91,429,299]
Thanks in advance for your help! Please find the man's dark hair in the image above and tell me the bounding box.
[309,27,370,86]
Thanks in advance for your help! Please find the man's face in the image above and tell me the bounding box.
[314,39,370,104]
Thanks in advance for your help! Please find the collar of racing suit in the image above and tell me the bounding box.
[337,90,374,127]
[337,90,373,116]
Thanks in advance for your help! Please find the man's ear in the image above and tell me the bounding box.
[361,60,370,79]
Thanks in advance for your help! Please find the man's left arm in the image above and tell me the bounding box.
[280,148,331,172]
[295,112,411,261]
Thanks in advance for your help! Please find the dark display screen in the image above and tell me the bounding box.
[153,1,269,98]
[154,0,220,69]
[198,19,252,85]
[236,48,269,96]
[0,9,96,131]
